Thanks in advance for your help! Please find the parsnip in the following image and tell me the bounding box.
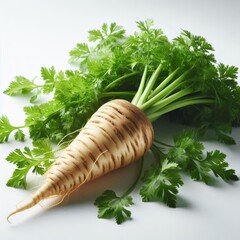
[7,99,153,219]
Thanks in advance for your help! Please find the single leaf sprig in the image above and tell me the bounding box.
[6,139,55,189]
[95,158,144,224]
[94,190,134,224]
[140,159,183,207]
[4,67,61,103]
[5,133,73,189]
[0,116,25,143]
[165,130,239,183]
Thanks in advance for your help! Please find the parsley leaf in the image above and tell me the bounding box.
[88,22,125,48]
[41,66,57,94]
[3,76,37,96]
[6,139,54,188]
[94,190,133,224]
[140,159,183,207]
[4,67,60,103]
[23,100,64,140]
[204,150,238,181]
[69,43,90,70]
[125,19,170,68]
[0,115,25,143]
[14,129,25,142]
[167,131,238,183]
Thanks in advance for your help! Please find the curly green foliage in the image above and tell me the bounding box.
[6,139,54,188]
[140,160,183,207]
[94,190,133,224]
[0,116,25,143]
[23,70,99,142]
[167,131,239,183]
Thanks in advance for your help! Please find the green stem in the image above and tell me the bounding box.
[131,65,148,105]
[153,139,173,148]
[148,67,180,99]
[100,91,136,99]
[121,157,144,198]
[14,125,27,129]
[148,97,213,122]
[140,70,190,111]
[150,143,164,163]
[136,63,163,107]
[144,88,194,113]
[103,72,139,92]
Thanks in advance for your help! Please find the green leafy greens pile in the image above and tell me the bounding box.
[1,20,239,224]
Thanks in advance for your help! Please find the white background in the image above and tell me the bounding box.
[0,0,240,239]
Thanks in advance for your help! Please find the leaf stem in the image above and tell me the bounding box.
[121,157,144,198]
[144,88,194,113]
[100,91,136,99]
[148,97,214,122]
[103,72,139,92]
[153,139,173,148]
[136,63,163,107]
[140,70,190,111]
[131,65,148,105]
[148,67,180,99]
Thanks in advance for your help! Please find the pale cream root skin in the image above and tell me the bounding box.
[7,99,154,220]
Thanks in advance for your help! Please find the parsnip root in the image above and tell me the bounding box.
[7,99,154,220]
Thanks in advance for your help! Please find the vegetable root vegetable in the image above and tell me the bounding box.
[3,20,240,224]
[7,99,154,220]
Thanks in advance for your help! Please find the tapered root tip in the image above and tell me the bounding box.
[7,204,32,223]
[6,195,41,223]
[7,210,19,223]
[7,181,57,223]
